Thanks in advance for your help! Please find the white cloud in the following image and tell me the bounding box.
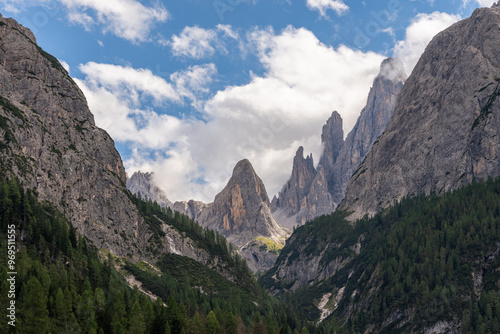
[394,12,461,74]
[216,24,239,40]
[306,0,349,17]
[1,0,169,43]
[79,62,181,105]
[170,26,220,59]
[83,26,384,203]
[59,59,70,73]
[463,0,497,7]
[0,0,49,13]
[170,64,218,109]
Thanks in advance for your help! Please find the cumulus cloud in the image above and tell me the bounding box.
[80,26,384,202]
[393,12,461,74]
[74,62,216,150]
[463,0,497,7]
[79,62,181,105]
[2,0,169,43]
[306,0,349,17]
[170,26,220,59]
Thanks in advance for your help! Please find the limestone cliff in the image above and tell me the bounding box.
[197,159,289,272]
[127,171,173,208]
[0,14,147,258]
[338,5,500,219]
[330,58,406,204]
[0,14,253,283]
[272,58,405,227]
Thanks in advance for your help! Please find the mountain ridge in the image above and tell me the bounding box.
[338,5,500,220]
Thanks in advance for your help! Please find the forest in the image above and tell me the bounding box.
[0,178,324,333]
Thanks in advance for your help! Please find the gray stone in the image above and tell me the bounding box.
[339,6,500,220]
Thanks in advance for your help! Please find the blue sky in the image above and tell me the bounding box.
[0,0,495,202]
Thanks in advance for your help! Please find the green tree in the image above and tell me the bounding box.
[206,310,221,334]
[226,312,237,334]
[128,301,146,334]
[19,277,50,333]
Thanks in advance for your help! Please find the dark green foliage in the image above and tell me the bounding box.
[270,177,500,333]
[0,178,315,333]
[131,193,256,291]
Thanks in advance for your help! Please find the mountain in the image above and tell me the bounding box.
[263,4,500,332]
[0,13,145,259]
[127,171,173,208]
[126,161,289,272]
[198,159,290,272]
[338,5,500,220]
[0,13,259,287]
[272,58,405,227]
[264,176,500,332]
[127,171,207,219]
[330,57,406,204]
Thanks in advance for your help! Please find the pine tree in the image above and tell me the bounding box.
[206,310,221,334]
[226,312,238,334]
[19,277,50,333]
[128,301,146,334]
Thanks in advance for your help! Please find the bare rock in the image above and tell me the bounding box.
[339,6,500,219]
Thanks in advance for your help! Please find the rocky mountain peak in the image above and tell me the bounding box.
[320,111,344,169]
[198,159,289,271]
[329,57,406,203]
[339,5,500,219]
[379,57,406,82]
[127,171,172,208]
[199,159,287,245]
[223,158,270,206]
[272,57,405,226]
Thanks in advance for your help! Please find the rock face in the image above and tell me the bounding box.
[330,58,406,203]
[198,159,289,272]
[272,58,405,226]
[126,171,208,220]
[272,144,336,228]
[0,14,146,259]
[0,15,253,284]
[199,159,288,245]
[338,5,500,219]
[127,171,172,208]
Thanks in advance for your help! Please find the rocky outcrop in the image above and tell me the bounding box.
[0,14,147,259]
[271,146,335,227]
[127,171,172,208]
[319,111,345,190]
[0,14,254,283]
[172,200,208,221]
[272,58,405,227]
[197,159,289,271]
[126,171,207,220]
[338,5,500,219]
[199,159,288,245]
[330,58,406,203]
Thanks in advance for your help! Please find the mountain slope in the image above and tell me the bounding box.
[0,14,259,287]
[198,159,289,272]
[272,58,405,226]
[331,57,406,204]
[339,5,500,220]
[0,13,145,258]
[264,176,500,333]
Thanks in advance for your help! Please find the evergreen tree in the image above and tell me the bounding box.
[128,301,146,334]
[19,277,50,333]
[206,310,221,334]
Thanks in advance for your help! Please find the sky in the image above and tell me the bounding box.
[0,0,496,203]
